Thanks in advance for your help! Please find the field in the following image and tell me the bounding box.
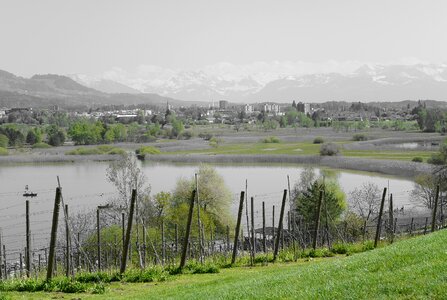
[3,229,446,299]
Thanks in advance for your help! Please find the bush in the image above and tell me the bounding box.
[261,136,281,143]
[427,154,445,165]
[209,136,222,148]
[313,137,324,144]
[412,157,424,163]
[32,142,51,149]
[136,146,161,155]
[0,147,7,156]
[198,132,214,140]
[0,134,9,148]
[179,130,194,140]
[320,143,340,156]
[66,146,125,155]
[352,133,367,141]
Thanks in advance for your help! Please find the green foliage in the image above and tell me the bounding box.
[171,165,233,232]
[313,137,324,144]
[136,146,161,155]
[32,142,51,149]
[209,136,222,148]
[66,145,125,155]
[0,147,7,155]
[295,179,347,225]
[0,134,8,148]
[26,128,42,145]
[297,112,313,127]
[46,124,66,146]
[68,119,105,145]
[122,267,169,283]
[182,261,220,274]
[0,125,25,147]
[352,133,367,141]
[320,142,340,156]
[261,136,281,143]
[412,156,423,163]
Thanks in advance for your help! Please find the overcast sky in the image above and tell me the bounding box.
[1,0,446,77]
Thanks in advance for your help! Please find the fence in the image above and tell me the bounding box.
[0,184,445,280]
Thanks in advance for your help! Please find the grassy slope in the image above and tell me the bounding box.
[5,230,447,300]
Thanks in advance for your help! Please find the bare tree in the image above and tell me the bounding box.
[349,182,380,221]
[411,174,439,210]
[106,153,151,212]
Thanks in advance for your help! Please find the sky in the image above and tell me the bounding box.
[0,0,446,77]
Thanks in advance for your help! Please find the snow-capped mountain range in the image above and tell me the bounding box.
[69,62,447,103]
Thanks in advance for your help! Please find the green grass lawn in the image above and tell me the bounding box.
[4,229,447,299]
[167,141,436,161]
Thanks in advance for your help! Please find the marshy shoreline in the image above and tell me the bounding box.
[0,150,433,179]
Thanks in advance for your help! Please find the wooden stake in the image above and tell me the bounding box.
[312,190,323,250]
[46,187,62,280]
[180,190,196,269]
[431,185,440,232]
[231,191,245,265]
[120,189,137,274]
[25,200,31,277]
[273,190,287,261]
[374,187,387,248]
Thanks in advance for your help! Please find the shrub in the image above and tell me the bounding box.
[0,147,7,156]
[209,136,222,148]
[427,154,445,165]
[199,132,213,140]
[0,134,9,148]
[320,143,340,156]
[313,137,324,144]
[352,133,367,141]
[136,146,161,155]
[32,142,51,149]
[179,130,194,140]
[412,157,423,163]
[261,136,281,143]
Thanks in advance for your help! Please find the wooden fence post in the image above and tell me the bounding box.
[374,187,387,248]
[262,201,266,253]
[312,190,324,250]
[231,191,245,265]
[120,189,137,274]
[431,185,440,232]
[272,205,275,250]
[65,205,71,277]
[46,187,62,280]
[97,208,101,271]
[25,200,31,277]
[273,190,287,261]
[250,196,255,265]
[0,231,3,279]
[179,190,196,269]
[389,194,394,243]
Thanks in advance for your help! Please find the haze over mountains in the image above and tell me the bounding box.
[70,63,447,103]
[2,63,447,109]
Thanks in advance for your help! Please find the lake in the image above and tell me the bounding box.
[0,161,419,258]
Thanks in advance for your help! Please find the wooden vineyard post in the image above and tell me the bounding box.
[250,196,255,265]
[25,200,31,277]
[431,185,440,232]
[120,189,137,274]
[180,190,196,269]
[0,231,2,279]
[389,194,394,243]
[262,201,266,253]
[47,187,62,281]
[97,208,101,271]
[273,190,287,262]
[231,191,245,265]
[374,187,387,248]
[272,205,275,250]
[312,190,324,250]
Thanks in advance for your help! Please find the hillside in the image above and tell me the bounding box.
[0,69,200,109]
[7,229,447,299]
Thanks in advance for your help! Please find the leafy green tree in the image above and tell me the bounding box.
[297,112,313,127]
[295,179,346,226]
[171,165,233,232]
[0,125,25,147]
[171,118,184,138]
[0,134,9,148]
[46,125,66,146]
[26,128,42,145]
[68,120,104,145]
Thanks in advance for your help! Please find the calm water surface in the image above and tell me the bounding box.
[0,161,418,259]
